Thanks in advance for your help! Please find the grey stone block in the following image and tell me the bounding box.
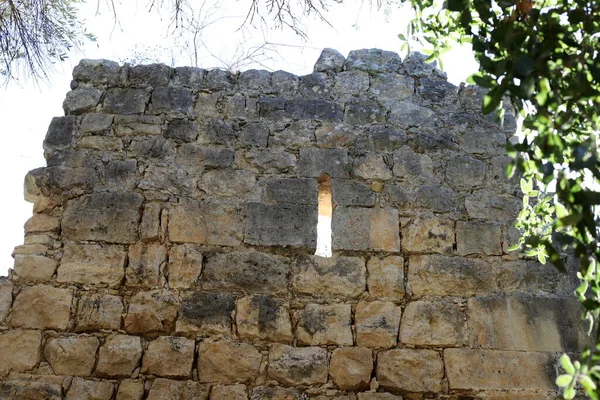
[179,292,235,332]
[446,156,487,189]
[271,70,299,96]
[172,66,207,89]
[104,88,149,114]
[313,48,345,73]
[73,59,121,86]
[205,69,236,91]
[164,120,199,143]
[415,185,457,212]
[245,202,317,248]
[239,69,272,93]
[265,178,318,205]
[151,86,194,115]
[298,148,349,178]
[240,122,269,147]
[332,179,376,207]
[128,63,172,87]
[345,49,402,73]
[344,101,387,126]
[63,87,104,115]
[44,116,76,152]
[286,99,343,122]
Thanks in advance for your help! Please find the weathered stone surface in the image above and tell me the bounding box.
[126,242,167,288]
[78,136,123,151]
[62,192,143,243]
[66,378,115,400]
[314,48,345,73]
[0,279,12,322]
[173,66,207,88]
[128,63,171,87]
[456,221,502,256]
[104,88,149,114]
[198,341,262,384]
[297,303,353,346]
[345,49,402,73]
[76,293,123,331]
[142,336,195,378]
[392,147,434,181]
[13,255,57,282]
[367,256,405,301]
[236,295,293,343]
[354,154,393,181]
[332,179,376,206]
[293,255,366,298]
[264,178,318,205]
[333,70,370,101]
[286,99,343,122]
[96,335,142,378]
[165,120,200,143]
[444,348,555,391]
[402,218,454,254]
[73,59,121,85]
[147,379,210,400]
[167,244,203,289]
[446,155,486,188]
[44,337,99,376]
[333,207,399,252]
[355,301,401,349]
[199,119,238,145]
[245,203,317,248]
[124,290,179,334]
[200,169,257,199]
[240,121,269,147]
[400,300,465,347]
[57,243,126,287]
[169,199,243,246]
[24,214,60,233]
[11,285,72,330]
[177,292,235,336]
[370,73,414,107]
[357,394,403,400]
[115,115,162,136]
[298,148,349,178]
[210,384,248,400]
[377,349,444,393]
[44,116,76,152]
[389,101,436,127]
[138,164,192,199]
[0,330,42,373]
[140,202,161,241]
[151,86,194,114]
[251,386,301,400]
[81,113,113,132]
[415,185,457,212]
[465,191,521,223]
[63,87,104,115]
[116,380,144,400]
[0,373,64,400]
[244,150,297,174]
[268,345,328,386]
[329,347,373,391]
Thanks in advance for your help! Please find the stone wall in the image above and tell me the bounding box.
[0,48,587,400]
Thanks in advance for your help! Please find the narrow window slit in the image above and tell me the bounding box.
[315,174,332,258]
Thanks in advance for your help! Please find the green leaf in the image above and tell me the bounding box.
[506,161,516,178]
[564,387,576,400]
[561,354,576,375]
[556,374,573,387]
[398,33,406,41]
[581,375,597,392]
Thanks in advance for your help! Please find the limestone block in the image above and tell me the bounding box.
[57,243,126,287]
[264,178,319,205]
[12,244,48,257]
[139,165,192,199]
[13,255,57,282]
[344,100,388,126]
[142,336,195,378]
[329,347,373,391]
[244,150,297,174]
[128,63,171,86]
[245,203,317,248]
[415,185,457,212]
[95,334,143,378]
[0,373,64,400]
[126,242,167,288]
[357,394,404,400]
[197,341,262,384]
[165,120,200,143]
[141,202,161,241]
[419,77,458,104]
[297,303,353,346]
[333,70,369,100]
[333,207,399,252]
[43,116,76,152]
[332,179,376,207]
[167,244,203,289]
[199,119,238,145]
[73,59,121,85]
[176,292,234,336]
[168,199,243,246]
[80,113,113,133]
[465,191,521,223]
[377,349,444,393]
[473,391,558,400]
[392,146,433,182]
[271,70,299,97]
[147,379,210,400]
[44,337,99,376]
[369,73,414,107]
[203,252,290,294]
[124,290,179,334]
[151,86,194,114]
[314,48,345,72]
[62,192,143,243]
[400,300,465,347]
[0,278,12,322]
[240,121,269,147]
[76,293,123,332]
[114,115,162,136]
[200,170,257,199]
[239,69,271,93]
[402,218,454,254]
[389,101,436,127]
[456,221,502,256]
[78,136,123,151]
[268,344,328,386]
[383,185,412,208]
[0,330,42,373]
[250,386,301,400]
[354,154,393,181]
[285,99,343,122]
[296,73,332,99]
[366,256,405,301]
[355,301,401,349]
[103,88,149,114]
[346,49,402,73]
[24,214,60,233]
[173,66,207,88]
[116,380,144,400]
[446,155,486,189]
[298,148,349,178]
[236,295,293,343]
[444,348,555,391]
[210,384,248,400]
[66,377,115,400]
[292,255,366,298]
[11,285,72,330]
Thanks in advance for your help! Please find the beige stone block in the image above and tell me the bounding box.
[147,379,210,400]
[24,233,56,246]
[236,295,293,343]
[44,337,99,376]
[377,349,444,393]
[356,301,401,349]
[366,256,405,301]
[96,334,143,378]
[250,386,301,399]
[370,208,400,252]
[400,300,465,347]
[329,347,373,391]
[79,136,122,151]
[408,255,481,298]
[66,377,115,400]
[141,202,161,241]
[333,207,399,252]
[11,285,72,330]
[168,244,203,289]
[126,242,167,288]
[142,336,195,378]
[200,169,257,199]
[292,255,366,299]
[456,221,502,256]
[177,292,234,337]
[75,293,123,332]
[354,154,393,181]
[12,244,48,256]
[0,373,64,400]
[297,303,353,346]
[124,290,179,334]
[116,380,145,400]
[268,344,328,386]
[13,254,57,282]
[357,393,403,400]
[402,218,454,254]
[0,278,13,322]
[24,214,60,233]
[0,330,42,373]
[444,348,555,391]
[198,341,262,384]
[57,243,126,288]
[210,384,248,400]
[474,391,558,400]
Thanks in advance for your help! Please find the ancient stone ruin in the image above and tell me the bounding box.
[0,48,588,399]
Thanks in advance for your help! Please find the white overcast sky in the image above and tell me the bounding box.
[0,0,478,276]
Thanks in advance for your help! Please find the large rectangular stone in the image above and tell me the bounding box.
[0,330,42,373]
[57,243,126,288]
[456,221,502,256]
[268,344,328,386]
[377,349,444,393]
[332,179,376,206]
[292,255,366,298]
[333,207,399,252]
[402,217,454,254]
[11,285,72,330]
[264,178,318,205]
[400,300,465,347]
[0,278,12,322]
[298,148,349,178]
[177,292,236,336]
[245,203,317,248]
[0,374,64,400]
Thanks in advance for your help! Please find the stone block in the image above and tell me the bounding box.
[58,243,126,287]
[240,121,269,147]
[139,165,192,199]
[264,178,318,205]
[169,199,243,246]
[210,384,247,400]
[369,73,414,107]
[124,290,179,334]
[165,120,200,143]
[177,292,235,336]
[44,116,76,152]
[415,185,457,212]
[200,170,257,199]
[116,380,144,400]
[465,191,521,223]
[173,66,207,88]
[239,69,271,92]
[285,99,343,122]
[96,334,143,378]
[13,255,57,282]
[147,379,210,400]
[357,394,403,400]
[78,136,123,151]
[142,336,195,378]
[298,148,349,178]
[292,255,366,298]
[168,244,203,289]
[392,147,433,181]
[126,242,167,288]
[366,256,405,301]
[250,386,301,400]
[333,207,399,252]
[81,113,113,132]
[114,115,162,136]
[197,341,262,384]
[199,119,238,145]
[203,252,290,294]
[346,49,402,73]
[355,301,401,349]
[446,155,486,188]
[344,100,387,125]
[66,377,114,400]
[268,344,328,386]
[409,255,482,298]
[402,217,454,254]
[75,293,123,332]
[104,88,149,114]
[271,70,299,96]
[244,150,297,174]
[389,101,436,127]
[354,154,393,181]
[141,202,162,241]
[297,303,353,346]
[0,330,42,373]
[0,279,12,322]
[332,179,376,206]
[245,203,317,248]
[151,86,194,114]
[73,59,121,85]
[128,63,172,87]
[24,214,60,233]
[62,192,143,243]
[456,221,502,256]
[0,373,64,400]
[236,295,293,343]
[400,300,465,347]
[44,337,99,376]
[377,349,444,393]
[444,348,555,391]
[63,87,104,115]
[329,347,373,391]
[11,285,72,330]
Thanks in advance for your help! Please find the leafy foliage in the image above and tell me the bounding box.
[398,0,600,398]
